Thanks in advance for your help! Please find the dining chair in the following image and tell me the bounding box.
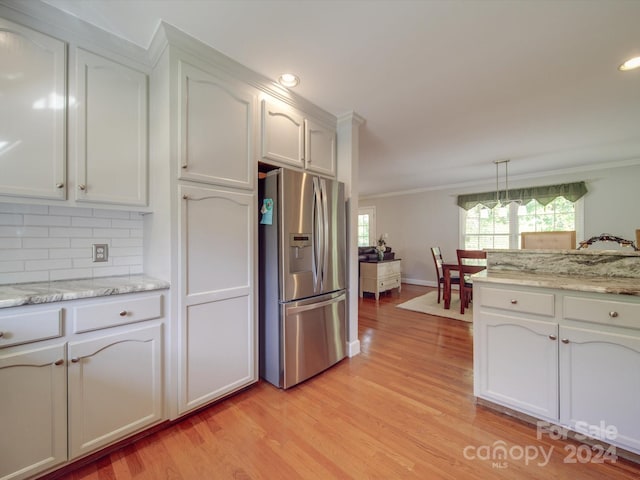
[456,249,487,314]
[431,246,459,304]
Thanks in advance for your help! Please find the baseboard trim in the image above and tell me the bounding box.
[348,339,361,357]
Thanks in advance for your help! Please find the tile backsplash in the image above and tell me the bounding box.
[0,203,144,285]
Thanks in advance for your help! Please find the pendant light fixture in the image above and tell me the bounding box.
[494,159,511,207]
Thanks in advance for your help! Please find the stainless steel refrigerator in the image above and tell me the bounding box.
[259,168,346,389]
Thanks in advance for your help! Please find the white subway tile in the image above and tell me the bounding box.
[0,249,48,261]
[49,227,93,237]
[49,206,94,217]
[0,204,48,214]
[130,228,143,238]
[50,268,92,281]
[0,270,49,285]
[0,226,48,237]
[22,237,70,248]
[113,256,143,266]
[25,259,72,271]
[0,238,21,248]
[49,248,91,259]
[111,238,143,247]
[110,247,143,257]
[92,228,130,238]
[93,209,131,219]
[0,260,24,273]
[71,216,111,228]
[24,215,71,227]
[0,213,23,226]
[92,266,130,277]
[111,219,143,229]
[130,264,144,274]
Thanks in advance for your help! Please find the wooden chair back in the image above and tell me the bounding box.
[456,249,487,314]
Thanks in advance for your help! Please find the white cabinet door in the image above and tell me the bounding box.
[0,18,66,200]
[74,48,148,206]
[67,324,162,459]
[0,344,67,480]
[305,117,336,177]
[178,60,256,190]
[178,184,256,413]
[261,99,304,168]
[559,325,640,454]
[475,311,559,420]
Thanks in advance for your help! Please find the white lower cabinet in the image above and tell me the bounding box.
[0,291,165,480]
[559,325,640,454]
[68,323,162,458]
[474,283,640,456]
[475,312,558,420]
[0,344,67,480]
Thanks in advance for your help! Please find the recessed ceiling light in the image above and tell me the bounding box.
[619,56,640,71]
[278,73,300,88]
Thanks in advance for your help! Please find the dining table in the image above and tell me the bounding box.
[442,262,487,310]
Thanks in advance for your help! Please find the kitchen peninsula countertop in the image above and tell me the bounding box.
[476,248,640,296]
[0,275,170,309]
[473,270,640,296]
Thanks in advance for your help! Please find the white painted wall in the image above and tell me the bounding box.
[360,160,640,286]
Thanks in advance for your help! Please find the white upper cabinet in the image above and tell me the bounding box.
[0,18,66,200]
[74,48,148,206]
[261,99,305,169]
[261,98,336,177]
[178,60,256,190]
[305,117,336,176]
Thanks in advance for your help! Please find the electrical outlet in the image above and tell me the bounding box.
[92,244,109,262]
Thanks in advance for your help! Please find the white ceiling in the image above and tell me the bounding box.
[41,0,640,197]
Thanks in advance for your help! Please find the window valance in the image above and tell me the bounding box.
[457,181,588,210]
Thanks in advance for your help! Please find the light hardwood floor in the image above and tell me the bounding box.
[47,284,640,479]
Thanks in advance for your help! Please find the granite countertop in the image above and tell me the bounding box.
[0,275,171,309]
[473,270,640,296]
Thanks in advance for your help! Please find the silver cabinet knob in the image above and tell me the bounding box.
[561,338,570,344]
[548,335,557,341]
[510,299,518,304]
[71,357,80,363]
[54,359,64,366]
[182,164,188,169]
[79,184,86,191]
[119,310,128,317]
[56,183,64,189]
[609,311,619,318]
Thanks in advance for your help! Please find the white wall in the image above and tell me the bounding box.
[360,160,640,286]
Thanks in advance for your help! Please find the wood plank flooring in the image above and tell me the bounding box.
[49,284,640,479]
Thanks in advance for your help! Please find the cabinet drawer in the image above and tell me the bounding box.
[378,261,400,276]
[563,296,640,330]
[479,286,555,317]
[0,309,63,348]
[379,275,400,290]
[73,294,162,333]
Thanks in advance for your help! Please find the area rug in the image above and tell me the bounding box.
[397,291,472,323]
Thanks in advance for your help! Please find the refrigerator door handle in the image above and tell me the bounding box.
[320,178,329,290]
[285,293,347,315]
[312,177,323,290]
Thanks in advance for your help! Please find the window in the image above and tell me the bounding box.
[461,197,582,249]
[358,206,376,247]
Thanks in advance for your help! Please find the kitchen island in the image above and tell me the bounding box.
[473,248,640,461]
